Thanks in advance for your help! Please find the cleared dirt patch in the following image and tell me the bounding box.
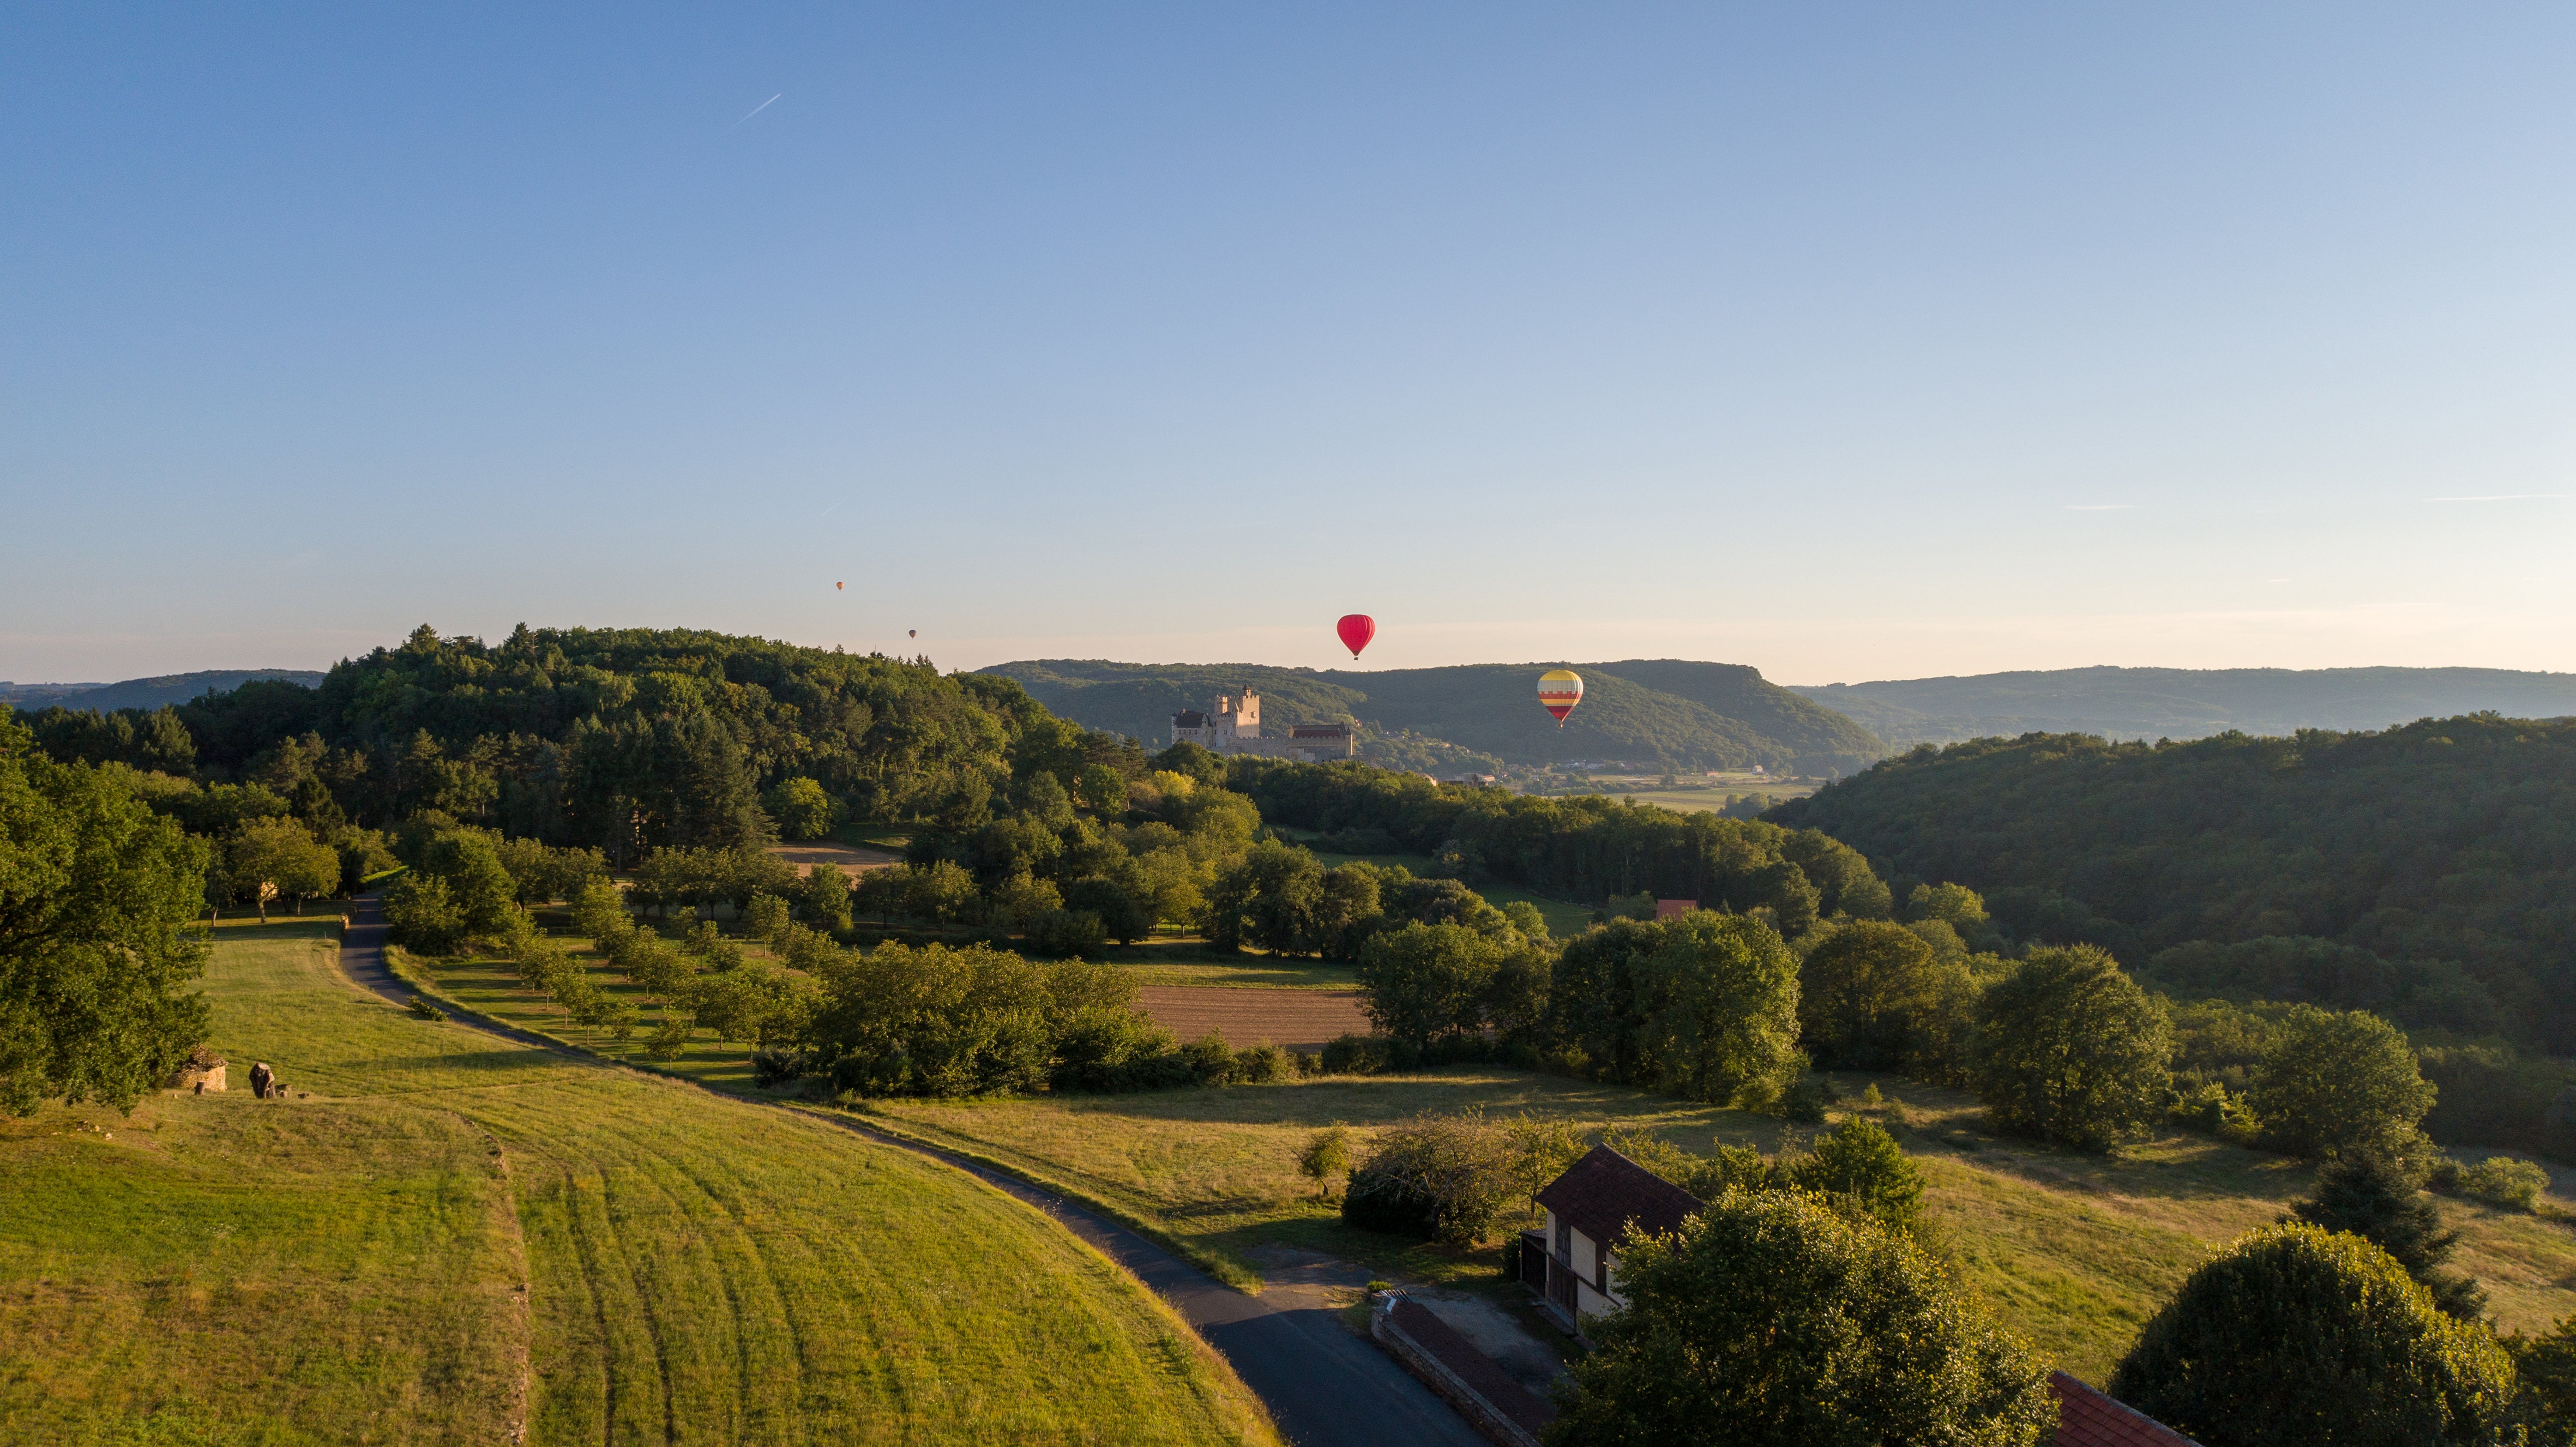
[1137,986,1370,1051]
[766,842,899,877]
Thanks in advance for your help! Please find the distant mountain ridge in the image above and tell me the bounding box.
[0,669,328,713]
[1788,665,2576,748]
[980,659,1885,772]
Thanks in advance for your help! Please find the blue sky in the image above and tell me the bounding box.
[5,4,2572,684]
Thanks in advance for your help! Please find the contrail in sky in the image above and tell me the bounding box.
[2426,493,2565,502]
[737,93,781,125]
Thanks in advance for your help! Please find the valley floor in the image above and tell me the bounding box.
[0,921,1279,1446]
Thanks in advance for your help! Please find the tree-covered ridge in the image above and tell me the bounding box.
[22,624,1098,865]
[1230,756,1889,929]
[1790,664,2576,749]
[1771,716,2576,1055]
[982,658,1884,771]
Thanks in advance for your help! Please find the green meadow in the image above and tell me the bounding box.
[0,921,1279,1446]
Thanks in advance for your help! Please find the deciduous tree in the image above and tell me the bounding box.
[1,718,213,1114]
[1549,1190,2055,1447]
[2110,1224,2520,1447]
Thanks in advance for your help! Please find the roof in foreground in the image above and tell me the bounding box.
[1534,1146,1702,1248]
[2050,1373,2201,1447]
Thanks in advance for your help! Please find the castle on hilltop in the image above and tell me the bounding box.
[1170,690,1357,762]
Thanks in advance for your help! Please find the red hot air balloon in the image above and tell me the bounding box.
[1336,614,1376,660]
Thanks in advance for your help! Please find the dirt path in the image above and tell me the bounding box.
[1136,986,1371,1051]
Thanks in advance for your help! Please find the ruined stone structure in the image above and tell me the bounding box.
[1169,689,1356,762]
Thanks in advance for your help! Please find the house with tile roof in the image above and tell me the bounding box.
[2048,1373,2201,1447]
[1521,1145,1702,1337]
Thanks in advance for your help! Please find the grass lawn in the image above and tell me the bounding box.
[863,1069,2576,1384]
[0,921,1278,1446]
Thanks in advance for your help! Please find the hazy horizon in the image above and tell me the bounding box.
[7,5,2572,683]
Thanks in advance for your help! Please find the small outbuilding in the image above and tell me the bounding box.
[1652,899,1697,919]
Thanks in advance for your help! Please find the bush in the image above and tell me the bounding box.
[1789,1117,1927,1234]
[2453,1155,2551,1213]
[382,872,467,953]
[2109,1224,2522,1447]
[1299,1125,1354,1198]
[1781,1078,1828,1124]
[1341,1112,1520,1245]
[1549,1190,2054,1447]
[1181,1033,1238,1084]
[1320,1033,1392,1075]
[1048,1005,1188,1093]
[1232,1042,1290,1083]
[406,994,447,1022]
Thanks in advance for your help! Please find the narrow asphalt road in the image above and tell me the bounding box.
[332,897,1487,1447]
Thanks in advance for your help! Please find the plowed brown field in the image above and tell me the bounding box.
[1136,986,1370,1050]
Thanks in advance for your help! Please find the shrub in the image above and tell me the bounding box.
[1299,1125,1355,1198]
[1320,1033,1392,1075]
[1180,1032,1238,1084]
[2251,1005,2437,1159]
[2454,1155,2551,1214]
[382,872,467,953]
[1341,1111,1520,1245]
[1972,945,2172,1151]
[2109,1224,2521,1447]
[1790,1117,1926,1234]
[406,994,447,1022]
[1549,1190,2055,1447]
[1232,1042,1290,1083]
[1781,1078,1828,1123]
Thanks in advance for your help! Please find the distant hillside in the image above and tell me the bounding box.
[0,668,327,713]
[1789,665,2576,747]
[1773,716,2576,1064]
[981,659,1885,773]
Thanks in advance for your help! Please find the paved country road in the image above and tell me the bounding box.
[332,896,1488,1447]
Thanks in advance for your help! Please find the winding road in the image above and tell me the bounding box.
[334,896,1486,1447]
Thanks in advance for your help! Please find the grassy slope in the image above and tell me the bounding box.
[863,1070,2576,1384]
[0,921,1277,1446]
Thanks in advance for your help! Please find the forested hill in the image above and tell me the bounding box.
[982,659,1885,772]
[1772,716,2576,1056]
[13,625,1108,864]
[1789,665,2576,748]
[0,668,327,712]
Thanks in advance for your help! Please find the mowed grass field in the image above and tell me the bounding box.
[0,921,1279,1446]
[864,1070,2576,1383]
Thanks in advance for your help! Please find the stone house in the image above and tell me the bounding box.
[1170,689,1356,761]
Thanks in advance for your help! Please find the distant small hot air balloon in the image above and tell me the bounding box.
[908,629,917,639]
[835,581,844,590]
[1336,614,1376,660]
[1538,670,1584,727]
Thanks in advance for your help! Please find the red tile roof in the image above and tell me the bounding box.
[2051,1372,2200,1447]
[1534,1146,1702,1251]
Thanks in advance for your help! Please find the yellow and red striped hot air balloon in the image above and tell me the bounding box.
[1537,670,1584,727]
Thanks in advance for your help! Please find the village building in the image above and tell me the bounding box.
[1516,1148,2205,1446]
[1169,689,1356,762]
[1522,1145,1700,1334]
